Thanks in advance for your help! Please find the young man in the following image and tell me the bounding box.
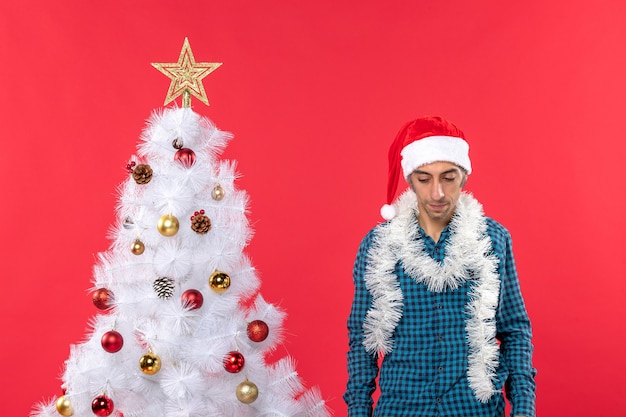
[344,116,536,417]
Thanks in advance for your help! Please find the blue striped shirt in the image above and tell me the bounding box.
[345,217,536,417]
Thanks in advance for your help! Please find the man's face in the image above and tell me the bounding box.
[408,161,466,224]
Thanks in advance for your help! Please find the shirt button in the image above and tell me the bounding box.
[438,366,444,372]
[436,397,442,403]
[438,335,444,341]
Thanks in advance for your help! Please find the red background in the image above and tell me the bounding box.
[2,1,626,416]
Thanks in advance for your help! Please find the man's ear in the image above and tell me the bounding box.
[460,169,469,188]
[407,175,416,192]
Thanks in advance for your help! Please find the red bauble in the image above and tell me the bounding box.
[91,395,114,416]
[101,330,124,353]
[247,320,269,342]
[181,289,204,310]
[223,351,245,373]
[92,288,114,310]
[174,148,196,167]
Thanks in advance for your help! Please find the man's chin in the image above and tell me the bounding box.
[427,214,448,222]
[423,208,452,222]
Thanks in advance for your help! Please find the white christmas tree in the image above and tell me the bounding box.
[32,38,329,417]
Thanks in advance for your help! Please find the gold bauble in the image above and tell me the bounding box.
[209,270,230,293]
[55,395,74,416]
[139,352,162,375]
[236,379,259,404]
[131,239,145,255]
[157,214,179,236]
[211,183,225,201]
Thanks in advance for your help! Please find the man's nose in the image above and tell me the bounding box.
[431,180,444,200]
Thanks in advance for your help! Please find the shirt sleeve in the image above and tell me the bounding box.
[494,230,537,417]
[344,230,379,417]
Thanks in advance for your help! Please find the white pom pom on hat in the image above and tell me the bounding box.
[381,116,471,220]
[380,204,397,221]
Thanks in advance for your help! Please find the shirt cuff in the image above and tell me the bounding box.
[512,396,535,417]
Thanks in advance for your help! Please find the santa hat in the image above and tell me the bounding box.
[380,116,471,220]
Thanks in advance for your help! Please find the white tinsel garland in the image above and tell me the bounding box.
[362,190,500,402]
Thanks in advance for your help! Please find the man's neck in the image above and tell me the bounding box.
[417,214,451,243]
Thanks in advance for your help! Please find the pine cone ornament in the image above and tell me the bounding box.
[191,210,211,234]
[132,164,153,184]
[153,277,174,299]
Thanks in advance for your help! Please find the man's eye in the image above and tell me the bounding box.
[443,177,456,182]
[417,178,429,183]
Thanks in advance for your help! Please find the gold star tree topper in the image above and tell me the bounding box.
[152,38,222,107]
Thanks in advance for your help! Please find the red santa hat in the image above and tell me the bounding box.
[380,116,471,220]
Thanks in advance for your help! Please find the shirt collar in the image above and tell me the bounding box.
[416,221,452,246]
